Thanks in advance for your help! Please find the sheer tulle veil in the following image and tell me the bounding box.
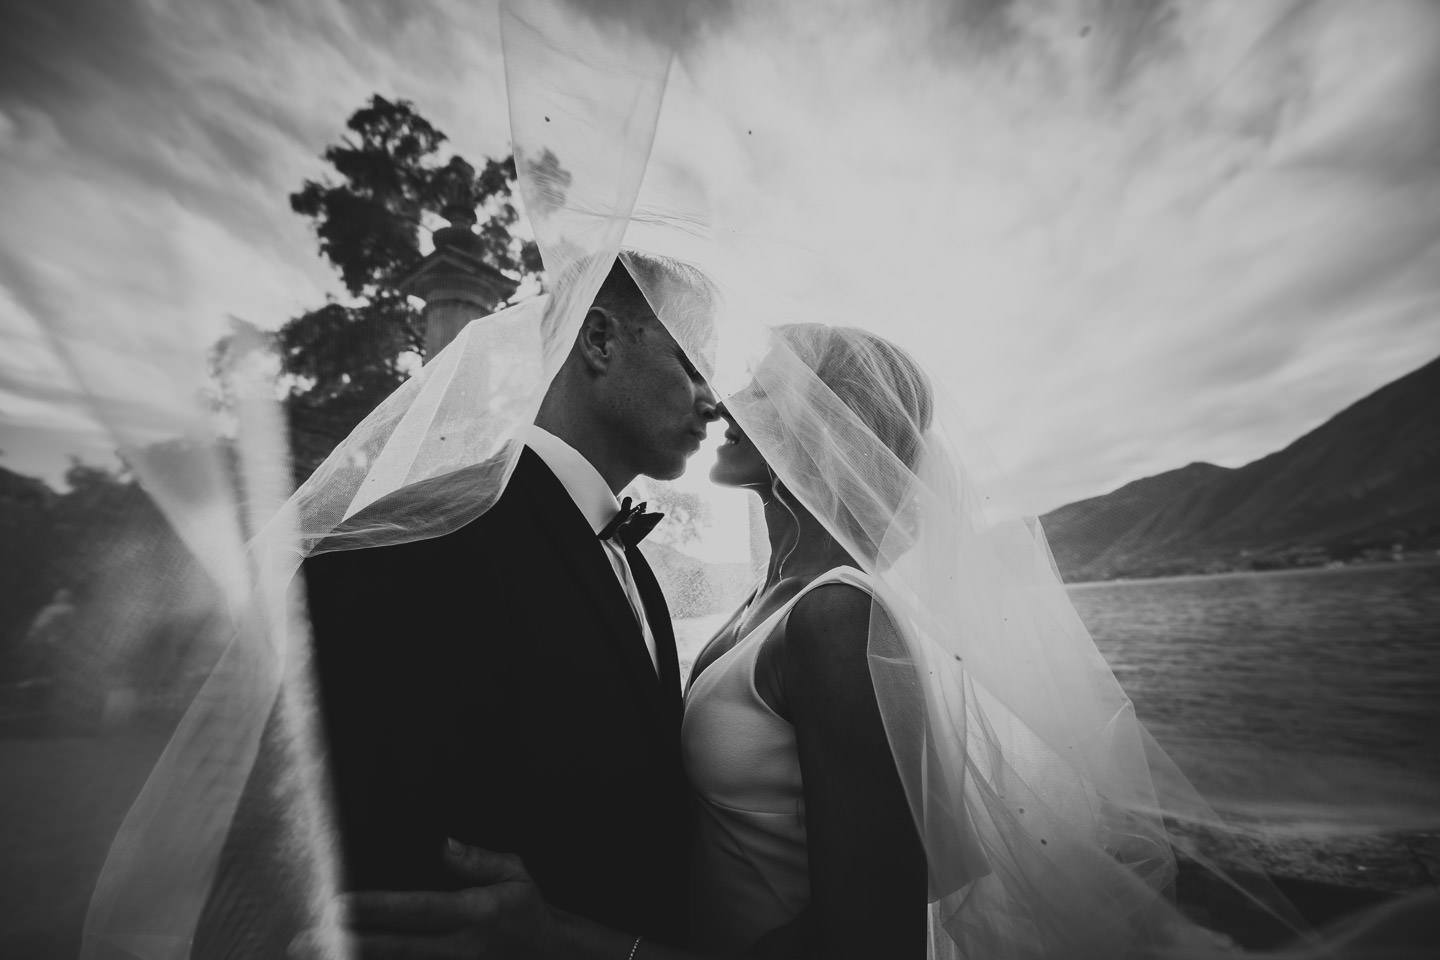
[20,1,1429,958]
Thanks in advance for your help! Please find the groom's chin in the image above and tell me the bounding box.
[648,460,688,482]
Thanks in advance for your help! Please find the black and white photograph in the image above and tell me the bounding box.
[1,1,1437,957]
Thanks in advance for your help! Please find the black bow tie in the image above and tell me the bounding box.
[597,496,664,548]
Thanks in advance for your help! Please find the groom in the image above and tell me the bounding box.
[301,257,718,947]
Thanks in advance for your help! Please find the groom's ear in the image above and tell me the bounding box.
[577,308,617,374]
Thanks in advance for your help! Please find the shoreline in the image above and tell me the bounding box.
[1173,822,1439,946]
[1065,554,1440,587]
[1194,824,1440,893]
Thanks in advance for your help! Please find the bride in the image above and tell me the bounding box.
[682,323,933,955]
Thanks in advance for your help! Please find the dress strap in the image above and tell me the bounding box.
[706,567,877,671]
[755,567,877,645]
[787,565,874,606]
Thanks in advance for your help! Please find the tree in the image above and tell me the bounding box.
[280,95,541,477]
[629,480,712,550]
[272,97,713,545]
[0,464,58,661]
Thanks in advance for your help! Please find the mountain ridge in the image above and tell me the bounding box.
[1040,354,1440,581]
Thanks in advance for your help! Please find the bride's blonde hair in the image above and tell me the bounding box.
[759,323,934,561]
[774,323,932,470]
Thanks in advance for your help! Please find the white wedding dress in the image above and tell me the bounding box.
[681,566,874,952]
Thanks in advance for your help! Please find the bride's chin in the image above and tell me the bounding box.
[709,457,750,488]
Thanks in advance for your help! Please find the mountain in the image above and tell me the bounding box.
[1041,354,1440,582]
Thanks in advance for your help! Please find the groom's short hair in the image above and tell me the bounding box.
[548,253,718,373]
[593,258,658,329]
[611,253,719,372]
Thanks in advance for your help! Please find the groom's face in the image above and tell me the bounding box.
[595,309,718,481]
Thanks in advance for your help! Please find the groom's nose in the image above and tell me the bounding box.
[696,381,720,421]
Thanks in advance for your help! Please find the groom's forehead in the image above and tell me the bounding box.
[643,309,715,362]
[663,311,718,368]
[618,256,718,357]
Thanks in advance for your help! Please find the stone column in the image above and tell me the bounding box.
[398,208,519,361]
[416,276,512,360]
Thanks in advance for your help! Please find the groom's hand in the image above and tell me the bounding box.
[288,840,552,959]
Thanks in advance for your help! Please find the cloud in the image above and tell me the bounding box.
[0,0,523,483]
[0,0,514,250]
[0,2,649,487]
[626,0,1440,512]
[2,0,1437,518]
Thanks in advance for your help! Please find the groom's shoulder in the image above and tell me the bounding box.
[302,450,557,571]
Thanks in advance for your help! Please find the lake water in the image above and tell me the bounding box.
[1071,562,1440,833]
[677,561,1440,835]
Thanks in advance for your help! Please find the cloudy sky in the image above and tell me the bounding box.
[2,0,1438,521]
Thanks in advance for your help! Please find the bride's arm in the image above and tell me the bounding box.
[777,584,928,959]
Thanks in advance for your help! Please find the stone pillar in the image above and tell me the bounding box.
[416,277,512,360]
[398,207,519,361]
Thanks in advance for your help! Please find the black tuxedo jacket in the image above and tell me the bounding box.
[301,448,690,943]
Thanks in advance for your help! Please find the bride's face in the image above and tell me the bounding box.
[710,400,771,489]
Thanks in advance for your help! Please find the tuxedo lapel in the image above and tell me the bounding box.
[627,546,682,717]
[511,450,667,716]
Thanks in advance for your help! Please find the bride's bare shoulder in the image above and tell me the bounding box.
[754,576,872,712]
[773,578,897,735]
[781,579,875,663]
[795,579,871,618]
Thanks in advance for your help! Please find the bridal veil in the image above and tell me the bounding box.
[11,1,1430,958]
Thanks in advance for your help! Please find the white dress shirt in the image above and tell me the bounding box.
[524,425,659,673]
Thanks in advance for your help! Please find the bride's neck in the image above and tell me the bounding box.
[760,488,853,585]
